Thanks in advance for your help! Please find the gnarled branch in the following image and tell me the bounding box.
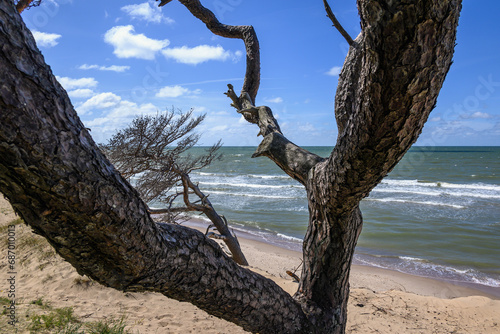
[159,0,260,104]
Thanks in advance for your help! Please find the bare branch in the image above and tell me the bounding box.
[148,207,196,214]
[323,0,354,46]
[159,0,260,104]
[179,171,248,265]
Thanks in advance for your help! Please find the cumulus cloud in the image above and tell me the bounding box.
[31,30,62,48]
[162,45,234,65]
[56,76,98,90]
[79,64,130,72]
[326,66,342,76]
[77,92,158,118]
[104,25,169,60]
[121,1,174,24]
[156,85,188,98]
[156,85,201,98]
[265,97,283,103]
[68,89,95,99]
[78,92,122,114]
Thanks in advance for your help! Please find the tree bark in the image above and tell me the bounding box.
[0,0,462,333]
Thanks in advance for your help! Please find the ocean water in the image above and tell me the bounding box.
[174,146,500,292]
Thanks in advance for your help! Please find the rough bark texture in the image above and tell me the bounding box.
[0,0,462,333]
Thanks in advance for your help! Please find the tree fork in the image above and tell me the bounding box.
[163,0,462,332]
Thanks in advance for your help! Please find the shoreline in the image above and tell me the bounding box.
[183,218,500,300]
[2,197,500,333]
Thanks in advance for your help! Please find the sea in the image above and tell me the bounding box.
[166,146,500,295]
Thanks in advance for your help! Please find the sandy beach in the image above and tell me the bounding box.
[1,196,499,333]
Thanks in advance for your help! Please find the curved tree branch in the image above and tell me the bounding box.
[160,1,324,185]
[159,0,260,104]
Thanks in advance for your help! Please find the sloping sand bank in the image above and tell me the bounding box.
[1,197,498,333]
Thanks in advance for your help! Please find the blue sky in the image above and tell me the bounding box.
[21,0,500,146]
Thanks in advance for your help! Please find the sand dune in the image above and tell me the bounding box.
[1,197,498,333]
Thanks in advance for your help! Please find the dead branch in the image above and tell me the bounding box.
[179,170,248,265]
[323,0,354,46]
[159,0,260,104]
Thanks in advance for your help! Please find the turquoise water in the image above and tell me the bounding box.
[170,146,500,291]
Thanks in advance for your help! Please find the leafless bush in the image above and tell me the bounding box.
[100,108,221,221]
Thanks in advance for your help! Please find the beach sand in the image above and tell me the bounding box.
[1,197,498,333]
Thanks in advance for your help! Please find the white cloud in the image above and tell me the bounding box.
[326,66,342,76]
[265,97,283,103]
[104,25,170,60]
[68,89,94,99]
[78,92,122,114]
[56,76,98,90]
[107,101,158,118]
[82,103,158,144]
[460,111,493,119]
[79,64,130,72]
[232,50,243,63]
[156,85,201,98]
[429,117,442,122]
[79,64,100,70]
[31,30,62,48]
[121,1,174,24]
[77,92,158,118]
[162,45,233,65]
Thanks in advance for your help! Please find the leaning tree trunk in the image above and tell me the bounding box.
[0,0,462,333]
[0,2,310,332]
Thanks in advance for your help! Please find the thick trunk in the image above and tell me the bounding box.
[295,163,364,333]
